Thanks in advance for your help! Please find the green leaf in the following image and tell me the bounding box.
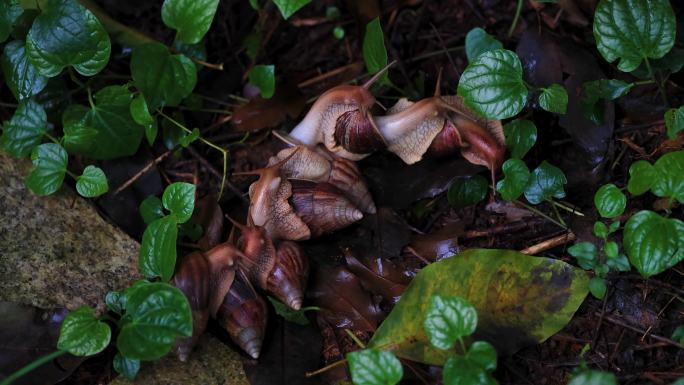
[424,295,477,350]
[116,282,192,360]
[665,107,684,139]
[593,221,608,239]
[179,127,199,147]
[465,27,503,62]
[606,253,630,272]
[25,143,67,196]
[0,0,22,43]
[249,0,259,10]
[627,160,656,196]
[347,349,403,385]
[496,159,530,201]
[248,64,275,99]
[447,175,488,208]
[608,220,620,234]
[62,111,98,155]
[131,43,197,109]
[538,83,568,114]
[631,47,684,78]
[129,94,157,145]
[105,290,124,315]
[76,165,108,198]
[140,196,165,225]
[362,17,389,84]
[457,49,528,120]
[333,26,345,40]
[162,182,195,224]
[26,0,111,77]
[624,210,684,278]
[604,241,619,259]
[466,341,497,371]
[1,98,46,157]
[568,370,617,385]
[272,0,311,19]
[243,29,262,61]
[652,150,684,203]
[568,241,599,270]
[161,0,219,44]
[1,40,47,100]
[592,0,675,72]
[581,79,633,124]
[368,249,589,365]
[524,161,567,204]
[443,355,496,385]
[594,183,626,218]
[671,325,684,344]
[504,119,537,159]
[267,296,318,325]
[113,354,140,380]
[57,306,111,356]
[139,216,179,282]
[588,277,607,299]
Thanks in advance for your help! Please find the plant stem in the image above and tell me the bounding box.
[548,199,584,216]
[0,350,67,385]
[507,0,524,38]
[515,200,567,229]
[86,87,95,109]
[345,329,366,349]
[548,199,567,227]
[644,58,669,107]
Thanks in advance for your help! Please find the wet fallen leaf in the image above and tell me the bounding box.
[192,194,224,250]
[344,249,410,304]
[368,249,589,365]
[231,82,305,132]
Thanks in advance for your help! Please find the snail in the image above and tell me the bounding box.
[287,64,394,160]
[232,219,309,310]
[238,151,364,241]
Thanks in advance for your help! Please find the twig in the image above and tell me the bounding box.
[297,62,364,88]
[598,313,683,349]
[113,150,171,195]
[520,231,576,255]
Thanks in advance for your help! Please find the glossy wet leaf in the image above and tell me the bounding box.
[627,160,656,196]
[363,17,388,84]
[62,118,97,155]
[368,249,589,364]
[593,0,675,72]
[347,349,403,385]
[504,119,537,159]
[26,0,111,77]
[568,242,598,270]
[631,47,684,78]
[624,210,684,278]
[538,84,567,114]
[139,196,165,225]
[496,159,530,201]
[130,42,197,109]
[57,306,111,356]
[424,295,477,350]
[568,370,617,385]
[76,165,108,198]
[0,0,22,42]
[665,106,684,139]
[116,282,192,360]
[161,0,219,44]
[443,355,496,385]
[113,354,140,380]
[130,94,154,126]
[0,98,46,157]
[25,143,67,196]
[1,40,47,100]
[581,79,632,124]
[248,64,275,99]
[139,216,179,282]
[651,150,684,203]
[465,27,503,62]
[162,182,195,224]
[594,183,626,218]
[272,0,311,19]
[458,49,528,120]
[467,341,497,371]
[447,175,488,208]
[524,161,567,204]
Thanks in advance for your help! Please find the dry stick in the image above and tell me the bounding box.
[297,62,364,88]
[520,231,576,255]
[185,146,247,203]
[113,150,172,195]
[597,312,683,349]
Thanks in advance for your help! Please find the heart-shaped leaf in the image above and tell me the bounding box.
[0,0,22,43]
[75,165,108,198]
[1,98,46,157]
[113,354,140,380]
[465,27,503,62]
[130,43,197,109]
[594,183,626,218]
[496,158,530,201]
[447,175,488,208]
[624,210,684,278]
[581,79,633,124]
[524,161,567,204]
[272,0,311,20]
[458,49,528,120]
[466,341,497,371]
[424,295,477,350]
[627,160,656,196]
[538,83,568,114]
[593,0,675,72]
[443,355,496,385]
[1,40,47,100]
[25,142,67,196]
[504,119,537,159]
[651,150,684,203]
[57,306,111,356]
[161,0,219,44]
[162,182,196,224]
[363,17,389,84]
[26,0,111,77]
[347,349,403,385]
[248,64,275,99]
[568,241,599,270]
[139,216,179,282]
[368,249,589,365]
[139,196,165,225]
[665,107,684,139]
[116,282,192,360]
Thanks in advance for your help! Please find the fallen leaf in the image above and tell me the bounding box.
[344,249,410,304]
[231,82,305,132]
[192,194,224,251]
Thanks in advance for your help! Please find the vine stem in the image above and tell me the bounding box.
[644,58,669,107]
[0,350,67,385]
[507,0,524,38]
[157,110,228,199]
[515,200,567,229]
